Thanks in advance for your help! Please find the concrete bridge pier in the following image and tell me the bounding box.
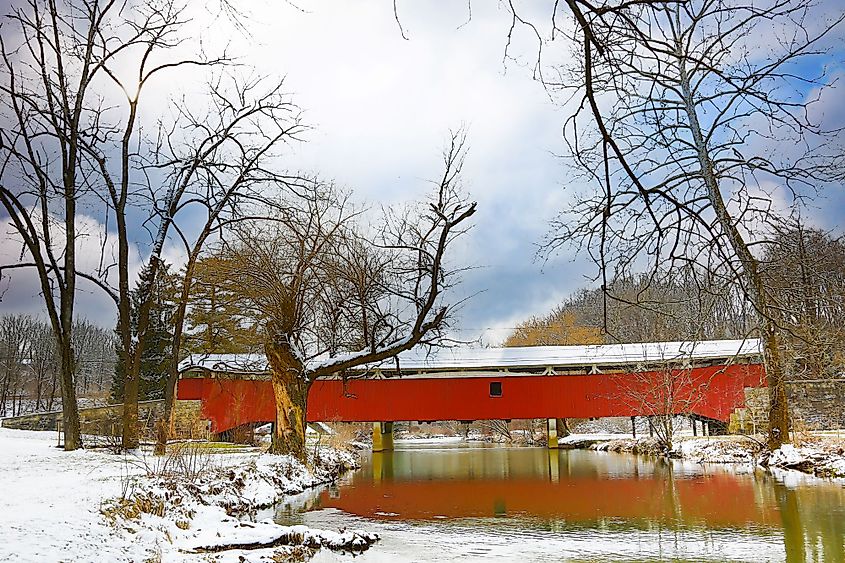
[547,418,560,449]
[372,421,395,452]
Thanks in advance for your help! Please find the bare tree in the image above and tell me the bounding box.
[0,0,309,451]
[539,0,844,450]
[28,321,60,411]
[58,0,235,451]
[0,0,122,448]
[0,314,114,416]
[152,75,307,455]
[762,220,845,380]
[612,363,717,451]
[209,133,476,459]
[72,319,116,398]
[0,315,37,417]
[478,420,514,443]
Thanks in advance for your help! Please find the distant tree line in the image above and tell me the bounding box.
[0,315,114,417]
[507,224,845,380]
[0,253,259,417]
[0,251,268,416]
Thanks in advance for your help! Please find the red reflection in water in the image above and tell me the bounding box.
[317,461,780,528]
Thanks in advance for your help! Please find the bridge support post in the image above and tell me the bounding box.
[548,449,560,483]
[547,418,560,449]
[372,421,394,452]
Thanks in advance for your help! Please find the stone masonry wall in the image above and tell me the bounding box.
[787,379,845,430]
[0,399,206,439]
[733,380,845,433]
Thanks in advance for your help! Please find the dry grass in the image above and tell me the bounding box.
[323,423,359,451]
[271,546,317,562]
[102,443,210,526]
[101,495,166,524]
[790,414,819,445]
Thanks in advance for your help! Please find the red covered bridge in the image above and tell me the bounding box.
[176,339,765,447]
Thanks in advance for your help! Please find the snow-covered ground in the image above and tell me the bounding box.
[768,442,845,477]
[0,428,375,562]
[2,426,842,562]
[0,428,155,562]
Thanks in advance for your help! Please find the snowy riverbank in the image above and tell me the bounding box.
[0,428,376,562]
[559,433,845,478]
[389,428,845,479]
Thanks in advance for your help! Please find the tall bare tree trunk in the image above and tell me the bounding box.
[155,279,192,456]
[117,254,135,450]
[121,358,140,450]
[59,338,81,449]
[155,371,178,456]
[761,318,790,448]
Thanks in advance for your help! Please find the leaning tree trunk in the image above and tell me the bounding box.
[265,336,309,460]
[155,286,192,456]
[761,315,790,450]
[679,60,790,450]
[154,369,179,456]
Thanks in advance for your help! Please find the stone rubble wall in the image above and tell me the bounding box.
[0,399,207,439]
[786,379,845,430]
[731,379,845,433]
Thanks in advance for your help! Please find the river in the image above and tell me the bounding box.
[267,441,845,562]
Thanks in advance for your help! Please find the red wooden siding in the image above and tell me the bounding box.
[177,363,765,433]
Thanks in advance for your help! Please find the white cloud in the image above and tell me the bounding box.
[0,213,186,326]
[0,1,611,337]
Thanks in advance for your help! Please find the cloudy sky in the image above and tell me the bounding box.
[237,2,592,345]
[1,0,843,345]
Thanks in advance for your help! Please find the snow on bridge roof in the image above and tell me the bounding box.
[179,353,268,374]
[178,338,761,375]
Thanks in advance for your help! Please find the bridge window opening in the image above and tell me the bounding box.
[489,381,502,397]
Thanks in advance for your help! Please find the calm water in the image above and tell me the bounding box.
[268,442,845,562]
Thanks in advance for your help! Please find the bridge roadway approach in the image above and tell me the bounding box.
[176,339,765,449]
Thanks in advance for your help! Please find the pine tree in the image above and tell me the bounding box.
[112,264,179,402]
[184,255,260,354]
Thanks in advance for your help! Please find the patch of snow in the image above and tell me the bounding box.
[770,444,805,466]
[559,433,636,444]
[676,437,759,464]
[768,441,845,479]
[394,436,465,444]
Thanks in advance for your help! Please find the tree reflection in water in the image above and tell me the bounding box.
[279,444,845,561]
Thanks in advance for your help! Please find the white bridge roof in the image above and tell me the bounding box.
[178,338,761,375]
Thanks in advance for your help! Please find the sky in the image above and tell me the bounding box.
[1,0,844,346]
[235,2,592,345]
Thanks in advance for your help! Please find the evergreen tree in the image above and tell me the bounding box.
[184,255,260,354]
[112,264,179,402]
